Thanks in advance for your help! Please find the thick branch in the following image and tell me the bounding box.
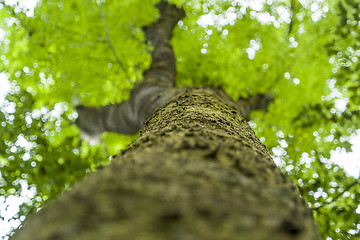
[142,0,185,87]
[237,94,274,121]
[76,86,177,135]
[76,1,184,136]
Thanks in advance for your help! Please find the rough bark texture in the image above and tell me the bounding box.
[12,1,320,239]
[13,87,319,240]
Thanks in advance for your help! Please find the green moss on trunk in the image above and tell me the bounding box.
[12,88,320,240]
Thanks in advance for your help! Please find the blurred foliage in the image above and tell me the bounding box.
[0,0,360,239]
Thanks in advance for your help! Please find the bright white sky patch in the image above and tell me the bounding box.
[276,6,291,23]
[0,28,5,41]
[335,98,348,113]
[0,73,10,106]
[4,0,16,5]
[3,0,39,17]
[248,0,264,11]
[331,134,360,179]
[0,196,23,239]
[256,12,273,24]
[16,134,33,151]
[0,181,36,240]
[18,0,37,9]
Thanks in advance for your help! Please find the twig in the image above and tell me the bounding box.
[311,179,359,211]
[181,0,191,8]
[96,0,132,83]
[134,61,140,81]
[288,0,295,34]
[266,60,295,92]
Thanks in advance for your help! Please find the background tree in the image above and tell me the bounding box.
[0,0,359,239]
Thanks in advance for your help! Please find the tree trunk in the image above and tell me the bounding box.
[12,1,320,239]
[12,87,320,240]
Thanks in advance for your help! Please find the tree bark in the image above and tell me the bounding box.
[12,1,320,239]
[12,87,319,240]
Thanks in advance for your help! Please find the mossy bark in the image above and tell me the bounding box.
[12,87,320,240]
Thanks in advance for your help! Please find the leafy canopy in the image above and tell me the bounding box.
[1,0,360,239]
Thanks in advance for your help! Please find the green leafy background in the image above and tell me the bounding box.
[1,0,360,239]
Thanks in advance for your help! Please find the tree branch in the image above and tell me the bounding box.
[266,60,296,92]
[288,0,295,34]
[142,0,185,87]
[237,94,274,121]
[76,1,184,136]
[311,179,359,211]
